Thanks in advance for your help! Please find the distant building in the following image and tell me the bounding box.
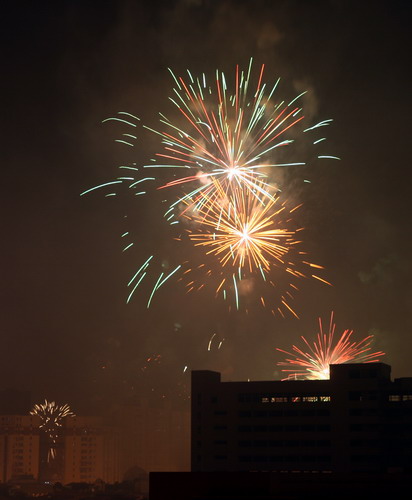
[113,399,190,479]
[0,401,190,488]
[0,415,40,482]
[0,414,119,484]
[63,416,120,484]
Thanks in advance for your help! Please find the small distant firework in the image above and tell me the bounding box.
[276,312,385,380]
[30,400,75,462]
[81,59,338,313]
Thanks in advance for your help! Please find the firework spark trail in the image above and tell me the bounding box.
[276,312,385,380]
[30,400,75,462]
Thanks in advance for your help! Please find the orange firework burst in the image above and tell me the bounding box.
[187,180,294,272]
[276,312,385,380]
[176,179,329,317]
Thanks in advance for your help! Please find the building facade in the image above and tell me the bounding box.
[191,363,412,474]
[0,415,40,482]
[63,416,120,484]
[113,399,190,479]
[0,414,119,484]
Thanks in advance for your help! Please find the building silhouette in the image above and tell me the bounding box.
[150,363,412,499]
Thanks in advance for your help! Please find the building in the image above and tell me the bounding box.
[0,401,190,490]
[0,415,40,482]
[191,363,412,473]
[113,399,190,479]
[150,363,412,499]
[63,416,120,484]
[0,414,119,485]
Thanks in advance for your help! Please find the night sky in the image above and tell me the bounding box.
[2,0,411,414]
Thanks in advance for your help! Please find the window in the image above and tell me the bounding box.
[301,410,315,417]
[285,410,299,417]
[317,440,331,447]
[254,425,267,432]
[268,425,283,432]
[269,410,283,417]
[239,440,251,447]
[214,425,227,431]
[255,411,267,417]
[255,440,267,447]
[268,440,283,447]
[301,425,315,432]
[238,425,252,432]
[239,411,251,417]
[285,425,299,432]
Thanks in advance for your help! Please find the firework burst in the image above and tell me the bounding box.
[81,60,338,312]
[176,179,329,316]
[30,400,75,462]
[276,312,385,380]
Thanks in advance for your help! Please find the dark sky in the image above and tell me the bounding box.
[1,0,411,414]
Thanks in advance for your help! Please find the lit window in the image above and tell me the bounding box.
[271,397,288,403]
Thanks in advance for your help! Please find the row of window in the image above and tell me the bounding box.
[216,454,386,464]
[237,455,332,463]
[216,407,412,418]
[389,395,412,401]
[235,393,412,404]
[236,424,331,433]
[237,409,330,418]
[238,439,331,448]
[238,394,331,404]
